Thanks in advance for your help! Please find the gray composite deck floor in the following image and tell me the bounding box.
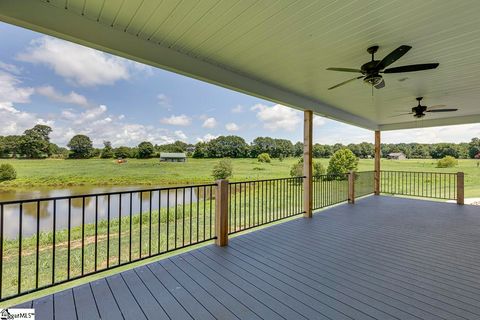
[15,195,480,320]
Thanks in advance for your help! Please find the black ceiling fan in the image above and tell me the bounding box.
[393,97,458,119]
[326,45,439,90]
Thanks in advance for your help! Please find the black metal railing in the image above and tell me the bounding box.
[228,177,304,234]
[0,183,216,301]
[313,174,349,210]
[381,171,457,200]
[355,171,375,197]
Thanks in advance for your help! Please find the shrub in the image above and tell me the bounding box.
[212,158,233,180]
[289,158,326,178]
[257,153,271,163]
[437,156,458,168]
[0,164,16,182]
[327,149,358,175]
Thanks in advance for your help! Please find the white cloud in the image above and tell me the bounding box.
[17,37,130,86]
[174,130,188,141]
[160,114,191,126]
[225,122,239,131]
[0,71,34,104]
[0,102,52,136]
[231,105,244,113]
[251,103,301,132]
[157,93,172,109]
[0,61,21,75]
[36,85,90,107]
[196,133,218,143]
[202,117,217,128]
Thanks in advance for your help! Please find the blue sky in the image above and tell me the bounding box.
[0,22,478,148]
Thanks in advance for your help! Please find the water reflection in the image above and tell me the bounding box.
[0,185,211,239]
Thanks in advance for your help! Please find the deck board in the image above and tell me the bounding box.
[11,196,480,320]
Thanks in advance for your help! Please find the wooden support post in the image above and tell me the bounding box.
[457,172,464,205]
[303,110,313,218]
[348,171,355,204]
[374,130,381,195]
[215,179,229,246]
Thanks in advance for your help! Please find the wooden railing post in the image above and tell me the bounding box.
[215,179,229,246]
[457,172,464,205]
[348,171,355,204]
[303,110,313,218]
[374,130,381,195]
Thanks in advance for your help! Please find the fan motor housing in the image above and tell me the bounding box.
[360,60,379,74]
[412,105,427,118]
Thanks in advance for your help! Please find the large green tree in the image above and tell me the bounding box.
[20,125,53,158]
[205,136,249,158]
[68,134,93,158]
[137,141,155,158]
[468,138,480,159]
[101,141,114,158]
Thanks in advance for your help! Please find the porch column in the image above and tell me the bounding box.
[303,110,313,218]
[374,130,381,195]
[215,179,229,246]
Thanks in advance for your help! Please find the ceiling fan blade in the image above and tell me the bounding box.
[374,78,385,89]
[389,112,413,117]
[383,63,439,73]
[428,104,447,110]
[376,45,412,70]
[426,108,458,112]
[326,67,362,73]
[328,76,363,90]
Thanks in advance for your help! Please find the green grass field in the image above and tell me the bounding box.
[0,157,479,197]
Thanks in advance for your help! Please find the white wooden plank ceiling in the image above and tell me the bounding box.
[1,0,479,130]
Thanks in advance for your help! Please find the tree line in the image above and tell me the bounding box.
[1,125,480,160]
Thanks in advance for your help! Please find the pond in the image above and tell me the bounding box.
[0,185,213,240]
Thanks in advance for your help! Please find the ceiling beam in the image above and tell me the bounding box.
[0,0,378,130]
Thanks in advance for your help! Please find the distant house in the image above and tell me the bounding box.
[160,152,187,162]
[387,152,406,160]
[186,146,196,153]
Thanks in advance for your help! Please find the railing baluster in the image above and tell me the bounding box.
[67,199,71,279]
[149,191,153,256]
[18,203,22,295]
[81,197,85,276]
[167,189,170,251]
[119,194,122,265]
[210,186,213,239]
[107,195,110,268]
[129,193,133,262]
[182,188,185,247]
[94,196,98,271]
[139,192,143,258]
[190,188,193,245]
[52,200,56,284]
[35,201,40,289]
[203,186,206,241]
[158,190,162,253]
[0,204,3,299]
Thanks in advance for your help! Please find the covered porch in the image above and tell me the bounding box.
[18,195,480,320]
[0,1,479,319]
